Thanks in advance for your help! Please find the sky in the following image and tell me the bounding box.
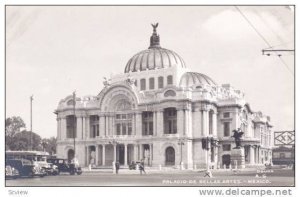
[6,6,294,138]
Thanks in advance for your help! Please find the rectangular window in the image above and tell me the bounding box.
[96,125,99,136]
[149,77,155,89]
[149,122,153,135]
[122,123,127,135]
[158,76,164,88]
[222,144,231,151]
[128,123,132,135]
[223,112,230,118]
[140,79,146,90]
[224,122,230,137]
[116,124,121,135]
[167,75,173,85]
[66,115,77,138]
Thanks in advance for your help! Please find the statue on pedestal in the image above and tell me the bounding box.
[232,128,244,149]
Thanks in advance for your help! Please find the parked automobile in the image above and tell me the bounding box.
[34,156,59,175]
[6,159,46,177]
[47,158,82,175]
[5,165,19,179]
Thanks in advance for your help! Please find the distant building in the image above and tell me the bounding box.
[272,146,294,165]
[55,24,272,169]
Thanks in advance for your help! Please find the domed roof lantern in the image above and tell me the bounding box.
[149,23,161,49]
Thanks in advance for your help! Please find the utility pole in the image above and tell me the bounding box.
[73,91,76,160]
[30,95,33,151]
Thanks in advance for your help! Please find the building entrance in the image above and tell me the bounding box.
[165,146,175,166]
[117,145,125,165]
[222,154,231,168]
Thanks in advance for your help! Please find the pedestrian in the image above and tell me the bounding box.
[139,159,146,175]
[115,161,120,174]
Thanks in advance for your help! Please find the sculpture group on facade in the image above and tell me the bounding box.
[232,128,244,149]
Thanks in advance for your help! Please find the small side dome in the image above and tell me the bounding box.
[179,72,217,88]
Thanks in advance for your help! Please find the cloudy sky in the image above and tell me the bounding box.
[6,6,294,138]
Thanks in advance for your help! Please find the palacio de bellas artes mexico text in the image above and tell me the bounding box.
[6,6,294,187]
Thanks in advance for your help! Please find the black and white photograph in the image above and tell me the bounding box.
[3,3,296,196]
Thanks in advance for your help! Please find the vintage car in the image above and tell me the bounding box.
[47,158,82,175]
[34,156,59,175]
[6,159,46,178]
[5,165,19,179]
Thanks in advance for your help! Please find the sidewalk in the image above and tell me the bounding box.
[81,166,260,174]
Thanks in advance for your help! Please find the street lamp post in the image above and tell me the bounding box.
[204,136,213,178]
[73,91,76,160]
[178,139,185,170]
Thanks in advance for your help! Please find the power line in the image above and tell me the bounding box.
[235,6,294,76]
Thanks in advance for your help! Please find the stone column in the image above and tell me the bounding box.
[153,111,157,136]
[99,115,105,137]
[86,116,90,139]
[113,144,117,162]
[95,145,99,166]
[202,110,208,136]
[149,144,153,166]
[86,146,89,166]
[105,115,109,136]
[257,146,260,164]
[249,145,255,165]
[57,118,61,140]
[139,144,143,160]
[102,145,106,166]
[124,144,128,166]
[156,110,164,136]
[132,113,136,135]
[111,115,114,136]
[76,116,82,139]
[134,144,138,161]
[212,112,217,137]
[135,112,142,137]
[61,117,66,140]
[82,116,86,139]
[177,109,184,136]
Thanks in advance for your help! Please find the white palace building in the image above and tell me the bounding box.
[55,24,273,169]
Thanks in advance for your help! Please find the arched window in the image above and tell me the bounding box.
[158,76,164,88]
[167,75,173,85]
[114,100,133,136]
[140,79,146,90]
[165,147,175,165]
[149,77,155,89]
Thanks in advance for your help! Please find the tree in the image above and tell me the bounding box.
[5,116,26,150]
[41,137,57,155]
[8,130,42,151]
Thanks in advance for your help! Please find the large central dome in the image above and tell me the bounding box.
[124,24,186,73]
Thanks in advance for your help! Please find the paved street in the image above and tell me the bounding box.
[6,168,294,186]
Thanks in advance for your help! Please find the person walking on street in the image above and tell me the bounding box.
[139,159,146,175]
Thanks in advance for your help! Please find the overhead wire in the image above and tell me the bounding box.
[235,6,294,77]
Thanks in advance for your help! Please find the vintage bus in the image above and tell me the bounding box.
[6,151,58,175]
